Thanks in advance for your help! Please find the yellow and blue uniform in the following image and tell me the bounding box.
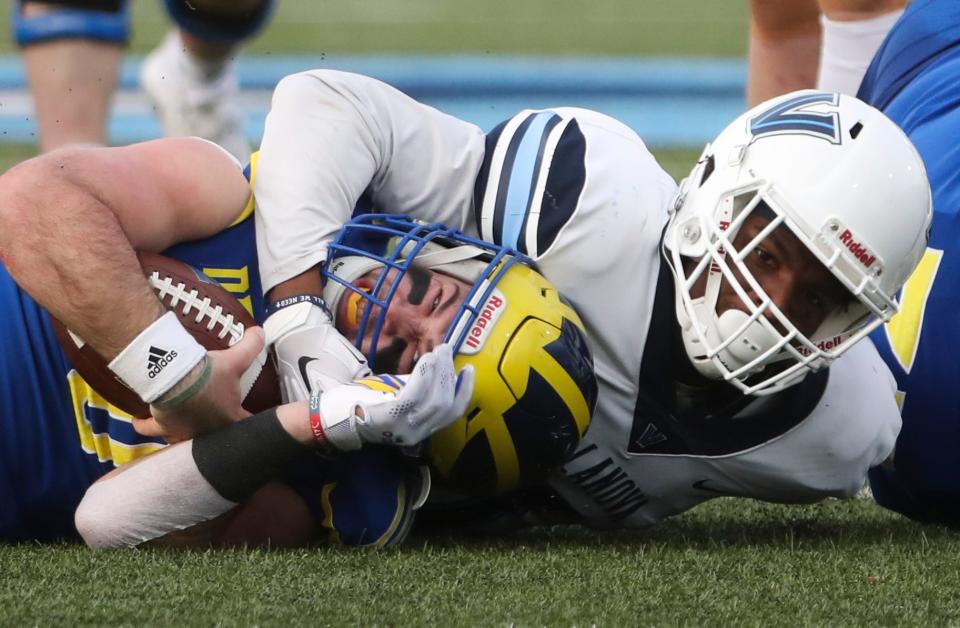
[860,0,960,525]
[0,159,416,543]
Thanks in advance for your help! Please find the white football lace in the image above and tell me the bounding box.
[148,272,245,345]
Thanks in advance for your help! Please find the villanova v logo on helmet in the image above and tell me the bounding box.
[749,91,842,144]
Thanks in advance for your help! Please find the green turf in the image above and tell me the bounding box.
[0,0,750,56]
[0,145,37,172]
[2,498,958,626]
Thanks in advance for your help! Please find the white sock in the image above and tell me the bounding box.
[817,8,904,96]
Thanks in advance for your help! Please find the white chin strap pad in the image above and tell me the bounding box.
[714,308,778,366]
[681,297,780,382]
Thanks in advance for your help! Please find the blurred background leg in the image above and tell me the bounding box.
[747,0,906,106]
[16,0,128,150]
[140,0,274,160]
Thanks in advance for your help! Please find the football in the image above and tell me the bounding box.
[51,251,281,418]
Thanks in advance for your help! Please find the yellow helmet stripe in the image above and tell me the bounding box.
[466,406,521,493]
[380,373,406,389]
[526,337,592,437]
[469,318,591,493]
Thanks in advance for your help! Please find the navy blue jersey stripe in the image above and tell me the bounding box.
[536,120,586,255]
[474,118,510,236]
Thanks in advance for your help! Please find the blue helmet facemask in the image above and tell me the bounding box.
[321,214,528,372]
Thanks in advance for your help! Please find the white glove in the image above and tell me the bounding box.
[313,343,475,451]
[263,296,371,402]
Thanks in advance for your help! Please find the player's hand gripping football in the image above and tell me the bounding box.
[312,343,475,451]
[134,327,268,442]
[263,296,372,402]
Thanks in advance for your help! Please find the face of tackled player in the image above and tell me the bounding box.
[335,265,470,374]
[323,215,598,497]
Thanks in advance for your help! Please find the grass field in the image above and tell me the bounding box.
[2,499,959,625]
[2,2,957,626]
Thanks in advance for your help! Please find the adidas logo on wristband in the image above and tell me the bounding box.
[109,312,206,403]
[147,346,178,379]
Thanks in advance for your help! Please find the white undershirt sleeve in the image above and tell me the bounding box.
[817,9,904,96]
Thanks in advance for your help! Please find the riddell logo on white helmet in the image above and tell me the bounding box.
[709,219,732,274]
[837,228,877,268]
[460,289,507,355]
[796,334,844,356]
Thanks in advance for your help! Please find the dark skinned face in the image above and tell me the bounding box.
[692,209,853,338]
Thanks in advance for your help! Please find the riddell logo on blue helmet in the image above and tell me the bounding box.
[460,290,507,355]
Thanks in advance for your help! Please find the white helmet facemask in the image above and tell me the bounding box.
[664,90,932,396]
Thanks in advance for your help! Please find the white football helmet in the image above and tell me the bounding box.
[664,90,932,395]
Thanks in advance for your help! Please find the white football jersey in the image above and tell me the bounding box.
[253,70,901,528]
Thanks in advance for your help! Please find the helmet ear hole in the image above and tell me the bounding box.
[849,122,864,139]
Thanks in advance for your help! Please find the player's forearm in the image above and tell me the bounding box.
[747,30,821,106]
[818,0,906,21]
[0,151,166,358]
[264,266,324,303]
[747,0,822,106]
[746,0,906,105]
[254,69,484,294]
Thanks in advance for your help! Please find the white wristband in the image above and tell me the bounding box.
[108,311,207,403]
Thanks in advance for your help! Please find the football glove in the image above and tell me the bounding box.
[312,343,475,451]
[263,295,371,402]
